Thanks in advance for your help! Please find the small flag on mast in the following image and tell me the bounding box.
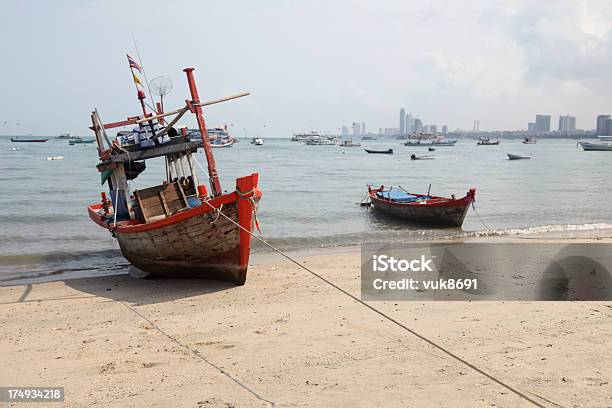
[126,54,142,73]
[132,73,143,87]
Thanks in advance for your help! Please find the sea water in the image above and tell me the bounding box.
[1,136,611,282]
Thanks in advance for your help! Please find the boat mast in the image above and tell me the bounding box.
[183,67,222,196]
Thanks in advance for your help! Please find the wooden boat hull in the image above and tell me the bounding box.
[88,174,260,285]
[368,187,475,227]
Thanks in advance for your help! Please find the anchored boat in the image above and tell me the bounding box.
[10,137,49,143]
[507,153,531,160]
[87,64,260,285]
[477,137,500,145]
[365,148,393,154]
[367,185,475,227]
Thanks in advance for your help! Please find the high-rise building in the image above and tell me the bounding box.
[399,108,406,135]
[406,112,414,133]
[596,115,611,136]
[414,118,423,133]
[441,125,448,135]
[473,120,480,131]
[341,126,349,136]
[378,128,383,135]
[535,115,551,132]
[361,122,366,136]
[352,122,360,137]
[558,115,576,132]
[430,125,438,134]
[528,122,536,133]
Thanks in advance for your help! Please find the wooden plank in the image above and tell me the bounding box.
[158,190,171,216]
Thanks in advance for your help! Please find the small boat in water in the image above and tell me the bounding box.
[10,137,49,143]
[250,137,264,146]
[507,153,531,160]
[522,137,536,144]
[69,137,96,145]
[367,185,475,227]
[404,135,457,146]
[365,148,393,154]
[339,139,361,147]
[211,138,235,148]
[578,141,612,151]
[47,156,64,161]
[477,137,500,145]
[410,154,434,160]
[428,147,436,151]
[87,64,260,285]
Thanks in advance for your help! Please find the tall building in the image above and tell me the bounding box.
[378,127,383,135]
[441,125,448,135]
[558,115,576,132]
[413,118,423,133]
[473,120,480,131]
[535,115,551,132]
[430,125,438,134]
[352,122,360,137]
[341,126,349,136]
[406,112,414,133]
[596,115,611,136]
[361,122,366,136]
[399,108,406,135]
[528,122,536,133]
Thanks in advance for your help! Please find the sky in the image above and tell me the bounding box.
[2,0,612,137]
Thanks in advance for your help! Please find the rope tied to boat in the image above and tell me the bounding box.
[197,198,559,408]
[236,186,263,236]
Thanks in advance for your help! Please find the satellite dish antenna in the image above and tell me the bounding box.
[150,76,173,111]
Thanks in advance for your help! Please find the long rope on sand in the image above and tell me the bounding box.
[201,199,563,408]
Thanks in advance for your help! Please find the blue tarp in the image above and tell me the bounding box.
[376,190,429,203]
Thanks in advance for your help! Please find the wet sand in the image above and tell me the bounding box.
[1,235,611,407]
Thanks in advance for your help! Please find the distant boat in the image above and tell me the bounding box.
[47,156,64,161]
[56,133,72,139]
[10,137,49,143]
[410,154,434,160]
[522,137,536,144]
[404,137,457,146]
[367,185,476,227]
[250,137,264,146]
[365,148,393,154]
[477,137,500,145]
[69,138,96,145]
[292,131,321,142]
[339,139,361,147]
[361,135,378,140]
[428,147,436,151]
[507,153,531,160]
[211,139,235,148]
[578,141,612,151]
[306,138,335,145]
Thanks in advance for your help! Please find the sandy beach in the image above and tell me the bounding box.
[1,234,611,407]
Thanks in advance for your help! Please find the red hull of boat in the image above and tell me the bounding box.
[88,174,260,285]
[368,186,475,227]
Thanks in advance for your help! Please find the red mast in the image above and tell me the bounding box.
[183,67,222,196]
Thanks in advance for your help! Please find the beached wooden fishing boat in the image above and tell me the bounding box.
[367,185,475,227]
[365,148,393,154]
[10,137,49,142]
[87,63,260,284]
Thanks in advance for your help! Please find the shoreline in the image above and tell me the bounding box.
[1,231,611,406]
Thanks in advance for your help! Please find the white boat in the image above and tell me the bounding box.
[507,153,531,160]
[47,156,64,160]
[522,137,536,144]
[292,131,321,141]
[339,139,361,147]
[579,141,612,151]
[250,137,264,146]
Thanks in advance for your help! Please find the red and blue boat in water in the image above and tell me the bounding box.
[367,185,475,227]
[87,61,260,284]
